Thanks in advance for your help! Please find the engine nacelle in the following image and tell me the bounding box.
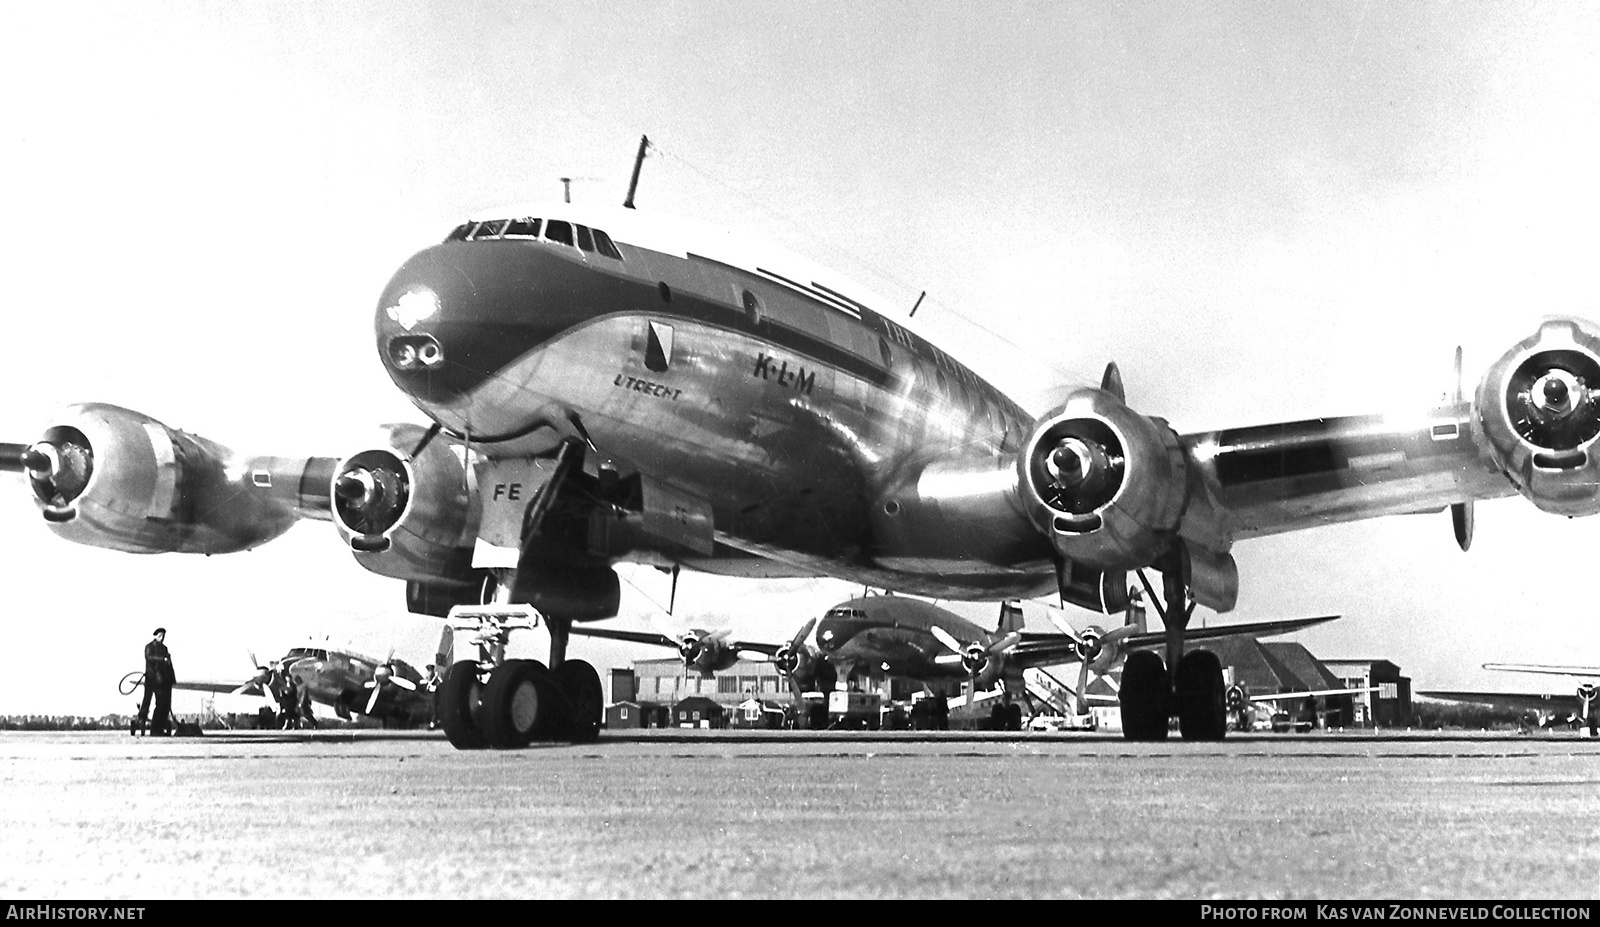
[9,403,328,554]
[1475,318,1600,516]
[679,631,739,676]
[1018,387,1189,572]
[332,424,479,583]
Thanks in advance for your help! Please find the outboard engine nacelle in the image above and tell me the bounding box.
[1475,317,1600,516]
[332,424,480,583]
[1,403,329,554]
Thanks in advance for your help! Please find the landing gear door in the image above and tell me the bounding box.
[640,474,715,557]
[471,456,565,568]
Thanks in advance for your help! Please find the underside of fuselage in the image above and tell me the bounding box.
[374,212,1058,599]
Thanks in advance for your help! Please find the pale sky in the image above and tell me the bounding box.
[2,2,1598,715]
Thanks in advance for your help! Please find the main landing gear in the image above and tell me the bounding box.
[1114,550,1228,742]
[435,606,604,750]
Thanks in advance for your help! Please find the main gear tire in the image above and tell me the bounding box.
[1119,650,1170,741]
[554,659,603,744]
[481,659,557,749]
[438,660,488,750]
[1175,649,1228,741]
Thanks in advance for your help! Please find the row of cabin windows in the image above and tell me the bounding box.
[447,217,624,260]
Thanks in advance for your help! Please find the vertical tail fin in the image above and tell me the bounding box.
[996,600,1025,635]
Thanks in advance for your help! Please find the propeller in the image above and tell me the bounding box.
[240,650,285,698]
[1448,346,1475,552]
[2,437,93,519]
[1041,594,1142,714]
[774,618,823,696]
[363,647,418,714]
[930,624,1021,704]
[1578,683,1597,729]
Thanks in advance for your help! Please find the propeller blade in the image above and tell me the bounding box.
[1075,659,1092,715]
[390,677,418,691]
[930,625,964,655]
[988,631,1023,655]
[934,654,964,665]
[789,617,817,652]
[1040,605,1086,643]
[365,686,381,714]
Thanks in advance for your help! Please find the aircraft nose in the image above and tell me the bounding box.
[375,241,565,406]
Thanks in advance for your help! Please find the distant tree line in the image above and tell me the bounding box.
[1409,701,1548,730]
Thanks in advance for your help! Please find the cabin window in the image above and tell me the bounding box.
[544,220,574,246]
[742,288,763,324]
[445,223,473,242]
[592,229,623,260]
[575,224,595,253]
[504,218,541,238]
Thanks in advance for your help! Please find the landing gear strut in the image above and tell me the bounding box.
[1114,544,1228,741]
[435,605,604,750]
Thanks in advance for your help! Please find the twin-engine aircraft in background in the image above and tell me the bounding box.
[173,643,436,728]
[6,140,1600,746]
[1420,663,1600,735]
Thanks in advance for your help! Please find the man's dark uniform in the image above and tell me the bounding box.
[139,629,175,736]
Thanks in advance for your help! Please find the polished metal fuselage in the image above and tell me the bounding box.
[377,213,1059,599]
[373,205,1516,604]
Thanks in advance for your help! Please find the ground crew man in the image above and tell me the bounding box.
[137,628,175,736]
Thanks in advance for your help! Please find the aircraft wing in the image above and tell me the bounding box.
[1122,615,1341,651]
[1248,686,1379,703]
[1008,614,1337,671]
[173,678,264,696]
[566,624,783,658]
[1483,663,1600,678]
[565,625,679,649]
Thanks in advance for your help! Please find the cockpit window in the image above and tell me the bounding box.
[450,217,623,260]
[592,228,623,260]
[470,220,507,240]
[503,218,541,238]
[544,220,574,246]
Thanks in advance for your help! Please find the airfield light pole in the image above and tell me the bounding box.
[561,177,572,203]
[623,134,650,209]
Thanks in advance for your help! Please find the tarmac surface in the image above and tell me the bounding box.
[1,728,1596,900]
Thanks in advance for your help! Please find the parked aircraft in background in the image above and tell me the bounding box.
[6,137,1600,745]
[1420,663,1599,735]
[1224,684,1381,733]
[775,591,1339,718]
[172,643,436,728]
[563,621,783,677]
[579,589,1338,725]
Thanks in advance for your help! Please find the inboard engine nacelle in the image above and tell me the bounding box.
[1,403,330,554]
[1016,387,1237,612]
[1475,317,1600,516]
[332,424,480,583]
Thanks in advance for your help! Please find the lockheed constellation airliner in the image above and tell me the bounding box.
[5,145,1598,746]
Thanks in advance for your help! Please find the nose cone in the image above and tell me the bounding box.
[375,241,583,407]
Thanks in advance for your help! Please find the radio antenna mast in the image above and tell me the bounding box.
[623,134,651,209]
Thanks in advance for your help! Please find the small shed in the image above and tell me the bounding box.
[672,696,726,729]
